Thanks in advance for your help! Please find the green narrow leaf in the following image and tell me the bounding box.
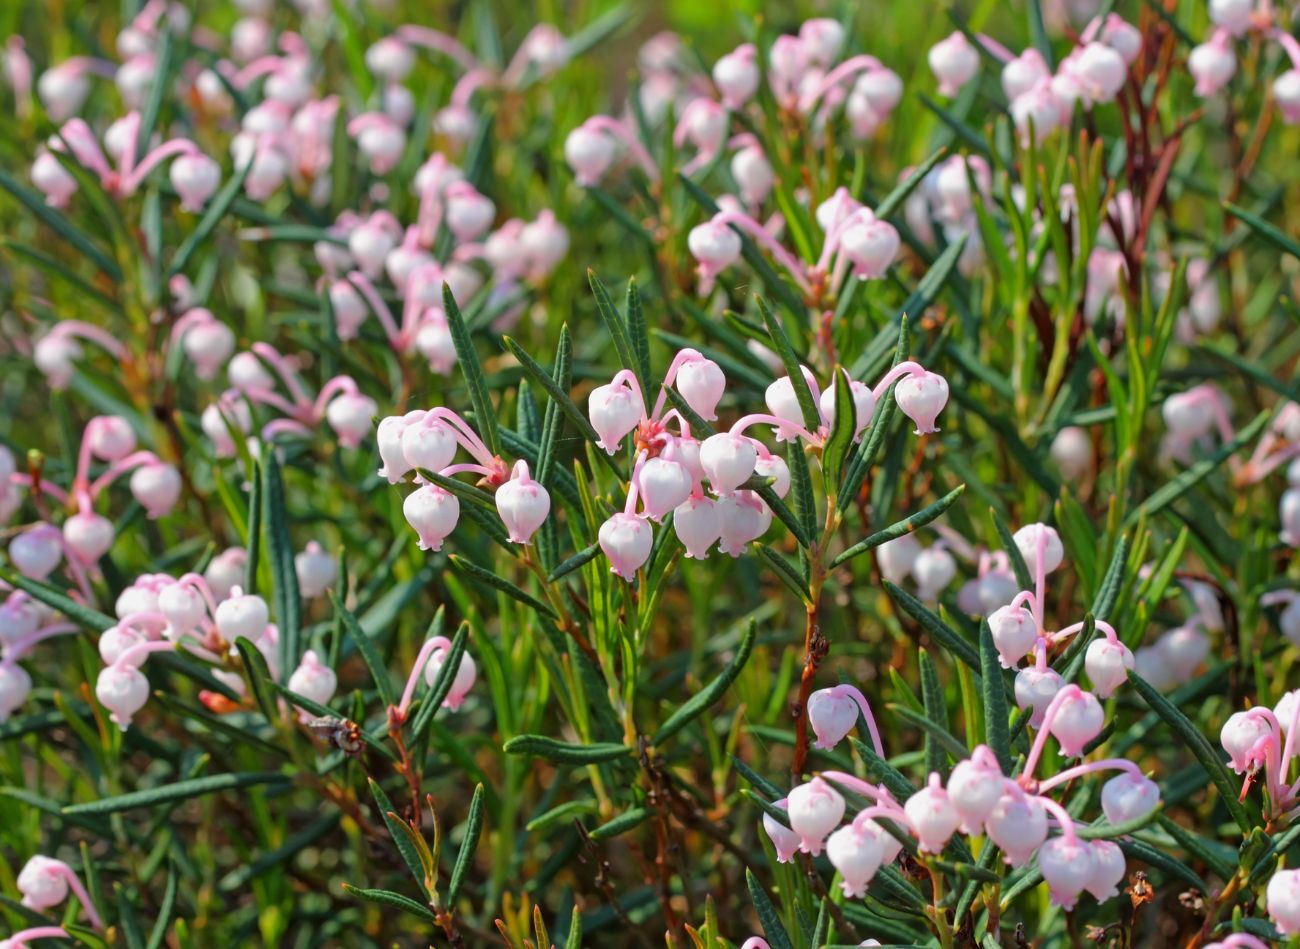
[655,619,758,743]
[918,650,949,777]
[502,735,632,764]
[135,29,175,155]
[874,148,947,219]
[625,277,653,389]
[502,333,601,444]
[589,806,653,840]
[0,570,113,630]
[755,295,820,433]
[547,542,602,582]
[1090,533,1129,620]
[0,168,121,279]
[341,884,436,922]
[168,158,253,277]
[449,555,558,620]
[234,636,279,724]
[244,457,262,589]
[883,580,981,673]
[444,283,500,456]
[565,906,583,949]
[745,869,795,949]
[786,440,818,545]
[369,778,429,892]
[1225,201,1300,260]
[144,863,177,949]
[822,368,856,497]
[989,507,1033,592]
[261,454,301,679]
[588,269,644,393]
[329,589,395,707]
[447,783,485,904]
[979,619,1013,773]
[831,485,966,568]
[63,772,290,815]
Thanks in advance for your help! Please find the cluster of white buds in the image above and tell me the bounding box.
[588,350,948,578]
[1188,1,1298,107]
[1220,687,1300,818]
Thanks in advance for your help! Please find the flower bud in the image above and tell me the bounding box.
[947,754,1004,832]
[877,534,921,584]
[700,433,758,494]
[764,374,814,442]
[365,37,415,81]
[62,511,114,565]
[673,496,721,559]
[34,333,81,388]
[1085,839,1126,902]
[325,392,377,449]
[1001,49,1049,101]
[912,546,957,600]
[839,211,900,280]
[31,150,76,206]
[495,461,550,544]
[1050,426,1091,480]
[1014,665,1062,727]
[355,118,406,175]
[588,382,644,455]
[416,312,457,374]
[904,773,961,853]
[786,777,845,856]
[348,220,397,278]
[96,663,150,730]
[0,594,41,647]
[599,513,653,579]
[215,586,270,642]
[716,490,770,556]
[1085,637,1134,699]
[181,313,236,380]
[98,624,143,666]
[753,454,790,498]
[928,32,979,96]
[1281,489,1300,548]
[158,582,207,635]
[288,649,337,710]
[827,820,888,898]
[819,374,876,440]
[377,412,424,483]
[200,400,251,457]
[330,281,368,340]
[1101,15,1142,64]
[116,578,164,624]
[731,144,773,206]
[1210,0,1255,36]
[807,687,858,750]
[762,800,800,863]
[129,462,182,518]
[894,371,949,434]
[985,791,1047,866]
[0,664,32,722]
[688,218,742,294]
[87,415,136,461]
[295,541,337,599]
[1010,85,1064,143]
[713,45,759,109]
[1048,688,1104,757]
[1038,835,1096,910]
[445,185,495,242]
[1268,868,1300,935]
[1276,70,1300,125]
[423,642,477,710]
[1072,42,1126,103]
[170,153,220,212]
[637,458,693,521]
[565,124,617,186]
[403,483,460,552]
[17,856,68,910]
[1220,710,1273,774]
[988,604,1037,669]
[1011,523,1064,575]
[10,523,63,580]
[800,19,845,66]
[675,354,727,421]
[1189,38,1236,97]
[204,547,246,601]
[1161,624,1209,681]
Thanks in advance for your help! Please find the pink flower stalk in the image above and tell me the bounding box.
[16,856,101,930]
[33,321,127,389]
[1,926,72,949]
[396,634,476,718]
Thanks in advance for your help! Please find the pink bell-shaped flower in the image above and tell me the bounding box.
[838,211,900,280]
[947,750,1005,832]
[1001,49,1050,100]
[423,642,477,710]
[753,454,790,497]
[819,373,876,439]
[1014,665,1063,727]
[826,819,888,898]
[294,542,337,599]
[564,124,616,186]
[807,687,859,750]
[158,582,207,635]
[1048,687,1105,757]
[129,462,182,518]
[928,32,979,96]
[1012,523,1064,575]
[1038,835,1096,910]
[716,490,770,556]
[62,511,114,565]
[400,415,458,473]
[1269,868,1300,935]
[599,513,653,579]
[170,153,220,212]
[0,664,32,722]
[985,791,1048,866]
[786,777,845,856]
[288,649,337,712]
[904,773,961,853]
[894,371,949,434]
[675,353,727,421]
[699,433,757,494]
[1100,772,1161,825]
[376,412,421,483]
[403,483,460,552]
[0,594,41,647]
[325,393,377,449]
[1210,0,1254,36]
[215,586,270,642]
[1085,637,1134,699]
[1071,42,1127,104]
[1085,839,1126,902]
[637,458,693,521]
[98,625,144,666]
[764,372,815,442]
[10,523,64,580]
[1220,710,1274,774]
[688,218,742,294]
[673,495,721,559]
[16,856,70,910]
[988,604,1037,669]
[495,460,550,544]
[87,416,136,460]
[1189,35,1236,97]
[95,663,150,731]
[713,44,759,109]
[588,381,644,455]
[761,800,800,863]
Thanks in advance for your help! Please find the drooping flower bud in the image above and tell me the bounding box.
[423,641,477,710]
[699,433,758,494]
[599,513,653,579]
[1085,840,1126,902]
[912,546,957,600]
[928,32,979,96]
[826,820,888,898]
[98,624,143,666]
[330,280,368,340]
[838,210,900,280]
[675,354,727,421]
[985,791,1048,866]
[1011,523,1064,575]
[1189,36,1236,97]
[786,777,845,856]
[10,523,63,580]
[947,753,1005,832]
[1220,710,1274,774]
[713,44,759,109]
[1210,0,1255,36]
[1001,49,1050,101]
[1268,868,1300,935]
[445,184,495,242]
[288,649,337,711]
[96,663,150,731]
[716,490,770,556]
[214,586,270,642]
[904,773,961,853]
[295,541,337,599]
[1071,42,1127,104]
[170,153,220,212]
[376,412,423,483]
[0,594,41,647]
[673,496,721,559]
[807,687,859,750]
[731,144,774,206]
[403,483,460,552]
[761,800,800,863]
[204,547,246,601]
[129,463,182,518]
[495,461,551,544]
[1085,637,1134,699]
[1014,665,1063,727]
[16,856,69,910]
[158,582,207,635]
[688,218,743,294]
[1275,70,1300,125]
[564,124,617,186]
[181,312,236,381]
[0,663,32,722]
[636,458,693,521]
[1048,688,1104,757]
[62,511,114,565]
[1050,426,1092,480]
[877,534,921,584]
[988,604,1037,669]
[1038,835,1096,910]
[894,371,949,434]
[588,381,644,455]
[819,374,876,440]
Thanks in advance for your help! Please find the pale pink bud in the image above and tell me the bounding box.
[731,144,773,206]
[1101,16,1142,64]
[717,490,770,556]
[1085,840,1126,902]
[116,54,155,110]
[403,484,460,552]
[423,642,477,710]
[416,311,457,374]
[637,458,692,521]
[838,211,900,279]
[1269,869,1300,934]
[325,393,377,449]
[673,496,721,559]
[34,333,81,388]
[204,548,247,601]
[377,412,424,483]
[31,150,76,206]
[330,281,367,340]
[1050,426,1091,480]
[807,686,858,750]
[1002,49,1050,101]
[700,433,757,494]
[1278,690,1300,735]
[913,546,957,600]
[787,777,845,856]
[588,381,644,455]
[1276,70,1300,124]
[1281,489,1300,548]
[62,512,113,565]
[1072,42,1127,103]
[988,604,1037,669]
[754,454,790,497]
[215,586,270,642]
[0,664,32,722]
[1189,37,1236,97]
[947,754,1004,832]
[904,773,961,853]
[565,124,617,186]
[826,820,887,898]
[38,64,90,121]
[385,243,433,290]
[288,649,337,709]
[87,415,136,461]
[894,371,949,434]
[598,513,653,579]
[1210,0,1255,36]
[355,118,406,175]
[158,582,206,635]
[445,184,495,241]
[182,316,236,381]
[1049,688,1104,757]
[10,523,63,580]
[1221,710,1274,773]
[1038,835,1096,910]
[985,791,1047,866]
[1161,624,1209,681]
[854,68,903,114]
[1012,523,1064,575]
[128,462,180,519]
[762,800,800,863]
[800,19,845,66]
[365,37,415,81]
[170,153,220,212]
[877,533,921,584]
[96,663,150,730]
[714,45,759,109]
[115,580,163,625]
[98,624,143,666]
[1085,637,1134,699]
[348,221,397,278]
[1011,85,1064,143]
[819,374,876,439]
[201,400,250,457]
[17,856,69,910]
[764,374,813,442]
[495,461,550,544]
[928,32,979,96]
[688,218,743,294]
[675,353,727,421]
[0,594,41,647]
[294,541,336,598]
[399,416,456,473]
[1014,666,1062,727]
